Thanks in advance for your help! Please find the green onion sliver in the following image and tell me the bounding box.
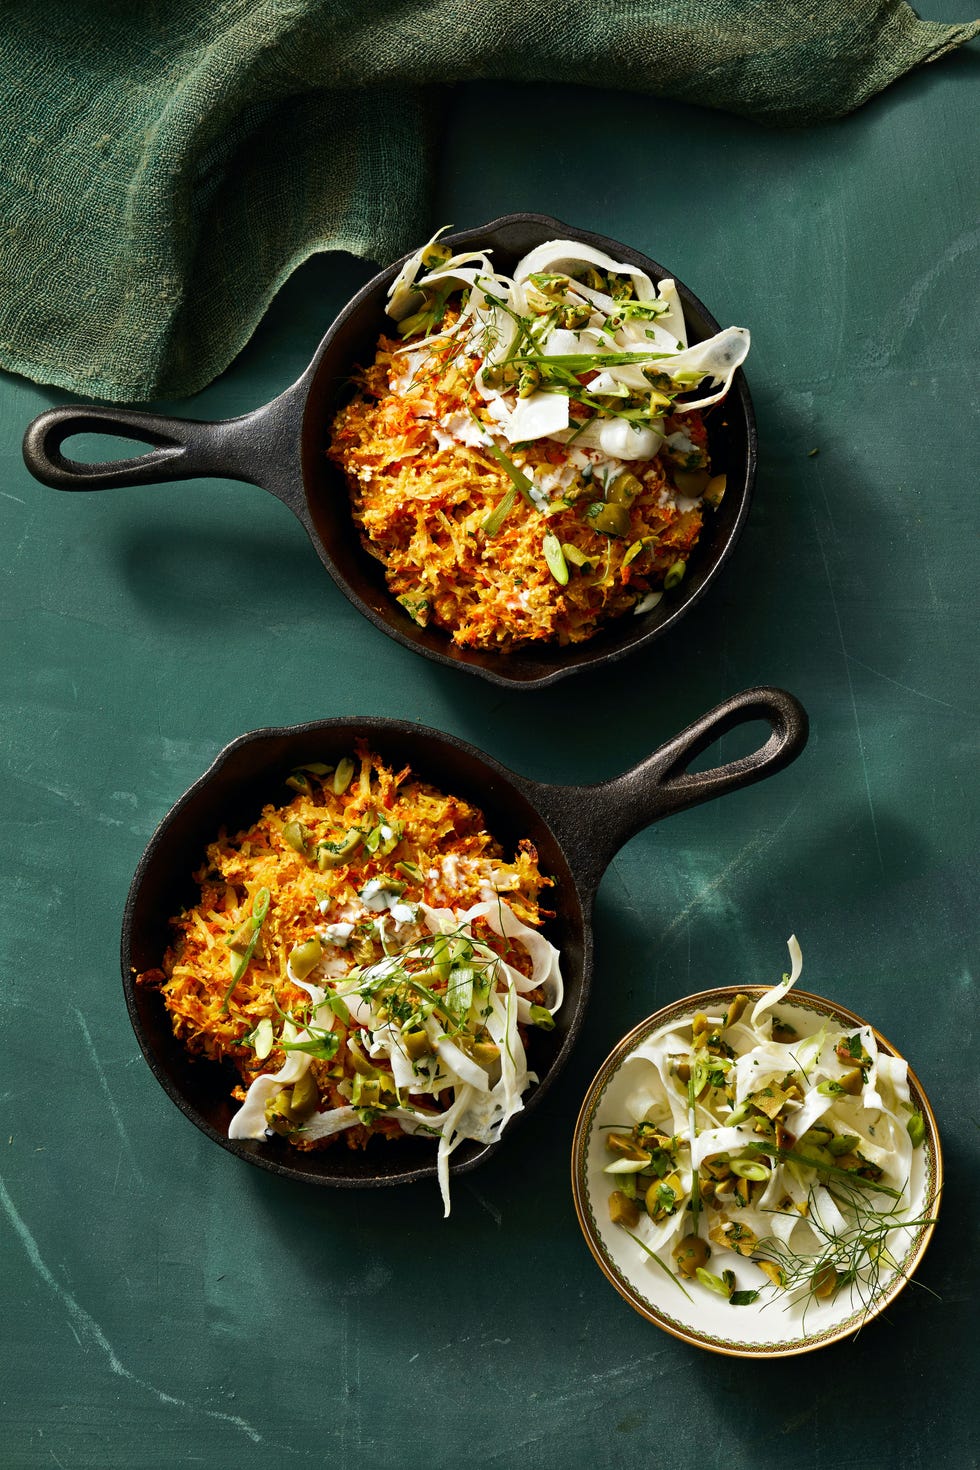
[542,532,569,586]
[482,486,516,537]
[221,887,271,1012]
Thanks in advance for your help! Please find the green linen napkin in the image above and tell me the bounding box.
[1,1,976,403]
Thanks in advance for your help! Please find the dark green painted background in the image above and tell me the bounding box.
[2,20,977,1469]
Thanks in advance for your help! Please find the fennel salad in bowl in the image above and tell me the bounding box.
[572,940,942,1357]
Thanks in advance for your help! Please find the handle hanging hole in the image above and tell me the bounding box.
[685,718,773,774]
[59,432,168,468]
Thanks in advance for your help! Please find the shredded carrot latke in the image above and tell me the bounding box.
[328,330,712,650]
[138,745,552,1153]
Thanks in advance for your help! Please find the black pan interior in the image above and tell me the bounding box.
[123,720,589,1186]
[298,214,755,687]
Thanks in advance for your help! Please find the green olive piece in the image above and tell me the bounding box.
[673,469,711,498]
[351,1074,382,1108]
[907,1111,926,1148]
[402,1028,432,1062]
[388,283,425,322]
[561,542,594,571]
[289,937,323,981]
[673,1234,710,1278]
[282,821,307,854]
[608,471,643,506]
[703,473,727,508]
[349,1041,379,1079]
[517,365,540,399]
[588,502,631,538]
[264,1089,296,1134]
[827,1132,861,1157]
[481,358,519,389]
[528,272,569,300]
[227,919,257,954]
[643,367,673,391]
[663,560,686,592]
[558,302,591,330]
[470,1040,501,1068]
[317,829,362,870]
[523,283,554,315]
[606,1132,649,1161]
[724,993,749,1027]
[608,1190,641,1229]
[290,1069,319,1120]
[420,241,452,270]
[812,1263,838,1299]
[332,757,356,795]
[646,1172,682,1221]
[576,266,606,292]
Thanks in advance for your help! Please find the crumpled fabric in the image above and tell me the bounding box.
[1,0,976,402]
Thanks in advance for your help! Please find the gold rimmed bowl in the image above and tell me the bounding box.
[571,983,942,1357]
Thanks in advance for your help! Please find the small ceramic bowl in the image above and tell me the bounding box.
[571,984,942,1357]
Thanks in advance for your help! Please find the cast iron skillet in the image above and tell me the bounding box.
[23,213,756,691]
[124,687,806,1189]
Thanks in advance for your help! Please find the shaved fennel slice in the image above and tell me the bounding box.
[750,934,803,1029]
[655,278,688,348]
[786,1087,834,1140]
[690,1123,759,1169]
[501,391,570,443]
[626,1039,692,1136]
[297,1106,361,1142]
[757,1165,812,1245]
[416,256,494,291]
[539,327,587,357]
[665,327,751,410]
[730,1038,808,1104]
[549,416,663,461]
[386,226,453,319]
[436,1034,491,1092]
[513,240,656,301]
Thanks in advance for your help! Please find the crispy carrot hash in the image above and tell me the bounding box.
[327,233,746,651]
[138,746,562,1212]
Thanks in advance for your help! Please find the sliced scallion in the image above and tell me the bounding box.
[542,532,568,586]
[221,887,271,1012]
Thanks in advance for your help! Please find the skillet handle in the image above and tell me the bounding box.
[21,396,304,502]
[536,687,808,894]
[614,686,808,823]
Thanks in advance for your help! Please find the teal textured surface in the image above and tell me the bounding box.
[2,28,978,1470]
